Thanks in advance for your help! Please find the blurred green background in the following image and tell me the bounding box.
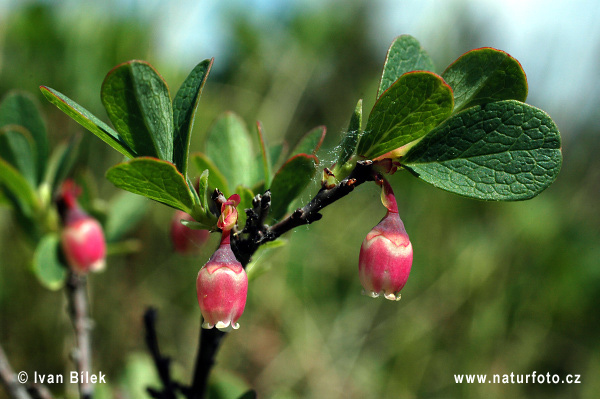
[1,0,599,398]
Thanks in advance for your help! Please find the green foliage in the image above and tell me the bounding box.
[205,112,258,192]
[104,192,149,242]
[173,59,213,174]
[269,154,318,220]
[32,233,67,290]
[191,152,231,197]
[402,100,562,200]
[289,125,326,157]
[442,47,528,113]
[0,125,38,186]
[334,99,362,169]
[0,92,49,182]
[106,157,198,216]
[377,35,435,97]
[358,71,454,159]
[0,157,39,217]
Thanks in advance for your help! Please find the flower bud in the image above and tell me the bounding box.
[171,210,210,254]
[217,194,241,232]
[197,231,248,331]
[58,181,106,274]
[358,179,412,300]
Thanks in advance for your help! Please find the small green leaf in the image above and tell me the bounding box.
[197,169,210,213]
[442,47,528,113]
[269,154,317,220]
[105,191,149,242]
[0,125,37,186]
[378,35,435,98]
[205,112,257,191]
[402,100,562,201]
[101,61,174,161]
[43,135,81,193]
[32,234,67,290]
[358,71,454,159]
[191,152,230,197]
[335,99,362,167]
[0,91,48,182]
[290,125,326,157]
[235,185,254,229]
[255,121,272,189]
[106,157,196,213]
[0,157,38,216]
[40,86,135,158]
[173,59,213,174]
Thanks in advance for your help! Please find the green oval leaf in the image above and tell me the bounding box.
[0,125,37,186]
[32,234,67,290]
[173,59,213,174]
[290,125,326,157]
[106,157,196,213]
[0,91,48,183]
[269,154,317,220]
[40,86,135,158]
[255,121,272,189]
[358,71,454,159]
[378,35,435,98]
[101,61,174,161]
[442,47,528,113]
[402,100,562,201]
[191,152,230,197]
[43,135,81,193]
[205,112,258,192]
[0,157,38,216]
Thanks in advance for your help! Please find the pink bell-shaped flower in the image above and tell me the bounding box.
[59,180,106,275]
[358,179,413,301]
[196,194,247,331]
[170,210,210,254]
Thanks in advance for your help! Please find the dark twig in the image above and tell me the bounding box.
[0,344,32,399]
[143,308,181,399]
[189,326,226,399]
[65,272,93,399]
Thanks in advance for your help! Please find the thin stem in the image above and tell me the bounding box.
[0,344,32,399]
[65,272,93,399]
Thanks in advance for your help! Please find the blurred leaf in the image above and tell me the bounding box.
[197,169,210,215]
[269,154,317,220]
[105,191,149,242]
[119,354,160,399]
[442,47,528,113]
[358,71,454,159]
[235,185,254,229]
[246,238,287,280]
[40,86,135,158]
[334,99,362,167]
[206,112,258,191]
[402,100,562,200]
[173,58,213,174]
[101,61,174,161]
[191,152,230,197]
[106,157,196,213]
[269,142,287,172]
[32,234,67,290]
[255,121,272,189]
[0,157,38,216]
[0,125,37,186]
[378,35,435,98]
[237,390,257,399]
[0,91,48,182]
[208,370,251,399]
[43,135,81,193]
[290,125,326,157]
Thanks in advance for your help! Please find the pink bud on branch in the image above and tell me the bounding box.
[59,180,107,275]
[170,210,210,254]
[196,230,248,331]
[358,178,413,301]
